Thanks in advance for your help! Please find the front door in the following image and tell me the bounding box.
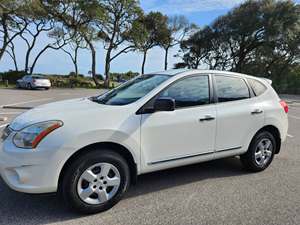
[140,75,216,166]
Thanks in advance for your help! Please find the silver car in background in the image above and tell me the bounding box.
[16,75,51,90]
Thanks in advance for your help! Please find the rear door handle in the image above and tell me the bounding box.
[199,115,215,122]
[251,109,263,115]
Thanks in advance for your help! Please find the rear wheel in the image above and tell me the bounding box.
[60,150,130,214]
[240,131,276,172]
[27,83,32,90]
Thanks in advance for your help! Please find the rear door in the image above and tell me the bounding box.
[213,74,264,152]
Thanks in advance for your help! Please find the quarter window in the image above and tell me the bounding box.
[248,78,267,96]
[215,76,250,102]
[159,75,210,108]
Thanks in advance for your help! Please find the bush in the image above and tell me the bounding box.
[0,70,26,84]
[47,75,96,88]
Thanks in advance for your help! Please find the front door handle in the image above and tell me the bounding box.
[251,109,263,115]
[199,115,215,122]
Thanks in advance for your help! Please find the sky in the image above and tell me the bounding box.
[0,0,299,75]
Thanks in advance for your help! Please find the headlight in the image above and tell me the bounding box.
[13,120,63,149]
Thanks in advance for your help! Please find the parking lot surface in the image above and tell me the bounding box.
[0,88,299,225]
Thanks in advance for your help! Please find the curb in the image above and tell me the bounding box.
[2,106,33,110]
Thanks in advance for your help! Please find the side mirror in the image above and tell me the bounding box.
[153,97,175,112]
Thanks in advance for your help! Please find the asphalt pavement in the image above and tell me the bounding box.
[0,88,299,225]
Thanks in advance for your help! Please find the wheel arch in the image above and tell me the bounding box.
[58,141,138,190]
[252,125,281,154]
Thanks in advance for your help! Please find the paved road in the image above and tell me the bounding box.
[0,88,299,225]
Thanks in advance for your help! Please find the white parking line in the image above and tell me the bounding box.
[0,112,21,115]
[287,134,294,138]
[0,123,9,128]
[288,114,300,120]
[0,98,53,108]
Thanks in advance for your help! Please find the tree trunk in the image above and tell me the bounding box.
[83,36,100,87]
[6,48,18,71]
[141,50,147,74]
[24,38,37,73]
[104,48,112,88]
[29,45,51,74]
[11,43,18,71]
[89,43,99,87]
[74,47,79,76]
[164,47,169,70]
[0,16,9,62]
[0,42,8,62]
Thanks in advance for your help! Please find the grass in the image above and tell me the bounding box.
[0,83,15,88]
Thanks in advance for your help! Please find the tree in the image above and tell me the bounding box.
[162,15,196,70]
[61,34,87,76]
[40,0,104,87]
[177,0,300,77]
[19,1,55,73]
[51,27,88,76]
[176,26,213,69]
[4,41,18,70]
[128,12,169,74]
[0,0,28,62]
[97,0,142,87]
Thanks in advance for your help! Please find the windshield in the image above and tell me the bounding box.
[93,74,170,105]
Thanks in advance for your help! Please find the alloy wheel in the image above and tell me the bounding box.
[77,163,121,205]
[254,138,273,166]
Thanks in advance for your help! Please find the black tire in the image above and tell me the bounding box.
[27,83,32,90]
[60,150,130,214]
[240,131,276,172]
[45,87,50,90]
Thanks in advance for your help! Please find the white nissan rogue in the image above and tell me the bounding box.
[0,69,288,214]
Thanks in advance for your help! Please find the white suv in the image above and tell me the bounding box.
[0,69,288,214]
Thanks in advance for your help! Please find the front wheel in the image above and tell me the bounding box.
[240,131,276,172]
[60,150,130,214]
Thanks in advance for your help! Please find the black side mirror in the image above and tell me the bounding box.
[153,97,175,112]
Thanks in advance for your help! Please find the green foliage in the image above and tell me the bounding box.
[47,75,96,88]
[110,71,139,81]
[177,0,300,94]
[129,12,169,51]
[0,70,26,83]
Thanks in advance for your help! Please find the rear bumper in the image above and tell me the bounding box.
[31,84,51,88]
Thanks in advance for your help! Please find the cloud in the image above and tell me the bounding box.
[141,0,246,14]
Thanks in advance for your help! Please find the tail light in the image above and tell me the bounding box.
[280,100,288,113]
[33,79,36,83]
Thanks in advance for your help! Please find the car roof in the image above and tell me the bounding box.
[153,69,270,84]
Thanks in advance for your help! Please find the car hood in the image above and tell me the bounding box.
[9,98,123,131]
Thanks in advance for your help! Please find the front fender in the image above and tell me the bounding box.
[62,129,140,165]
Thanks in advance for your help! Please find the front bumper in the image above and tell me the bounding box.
[0,135,64,194]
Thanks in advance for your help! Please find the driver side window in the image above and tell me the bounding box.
[159,75,210,108]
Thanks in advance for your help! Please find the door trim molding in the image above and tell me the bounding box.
[216,146,242,153]
[147,146,242,165]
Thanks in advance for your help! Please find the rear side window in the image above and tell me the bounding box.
[247,78,267,96]
[32,76,44,79]
[215,75,250,102]
[159,75,210,108]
